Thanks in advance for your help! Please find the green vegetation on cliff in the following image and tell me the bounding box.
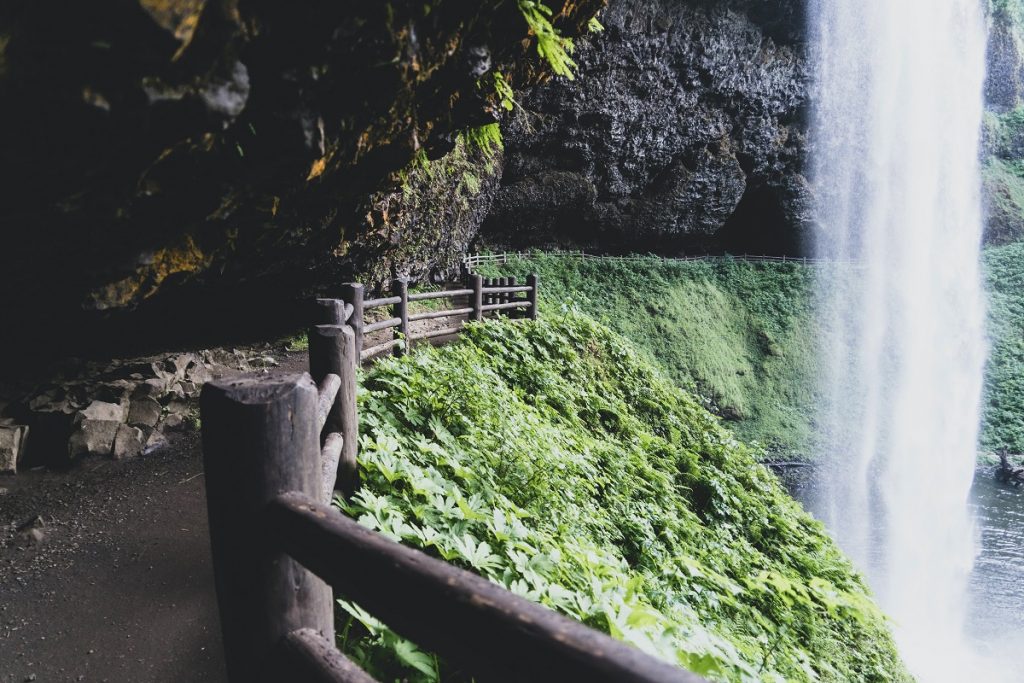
[982,241,1024,452]
[478,255,820,455]
[339,315,907,682]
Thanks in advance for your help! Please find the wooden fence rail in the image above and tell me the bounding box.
[462,250,864,271]
[200,272,705,682]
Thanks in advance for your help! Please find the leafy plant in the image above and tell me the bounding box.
[335,315,909,682]
[458,123,503,158]
[517,0,578,80]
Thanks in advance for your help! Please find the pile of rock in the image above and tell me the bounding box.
[0,348,282,474]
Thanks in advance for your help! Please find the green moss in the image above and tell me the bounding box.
[339,315,908,682]
[478,255,821,456]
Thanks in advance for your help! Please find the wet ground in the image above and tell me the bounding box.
[0,432,226,682]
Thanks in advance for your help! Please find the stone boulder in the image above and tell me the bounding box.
[68,420,121,459]
[0,425,29,474]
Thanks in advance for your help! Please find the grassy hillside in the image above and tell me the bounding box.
[478,255,821,455]
[982,242,1024,453]
[340,315,907,682]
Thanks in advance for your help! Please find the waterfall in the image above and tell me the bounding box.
[808,1,993,680]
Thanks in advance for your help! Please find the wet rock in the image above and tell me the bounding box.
[77,401,124,423]
[0,425,29,475]
[68,420,121,459]
[127,398,162,428]
[112,425,145,460]
[482,0,811,254]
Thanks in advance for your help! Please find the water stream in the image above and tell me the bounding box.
[807,0,996,680]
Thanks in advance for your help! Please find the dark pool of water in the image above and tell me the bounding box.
[774,463,1024,679]
[965,468,1024,668]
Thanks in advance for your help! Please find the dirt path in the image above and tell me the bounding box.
[0,431,226,682]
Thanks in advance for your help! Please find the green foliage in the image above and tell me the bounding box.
[588,16,605,33]
[478,254,821,456]
[490,71,516,112]
[284,332,310,352]
[338,315,908,682]
[517,0,578,80]
[458,123,503,159]
[982,241,1024,452]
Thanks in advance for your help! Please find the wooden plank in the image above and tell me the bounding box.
[200,375,334,682]
[320,433,344,504]
[363,318,401,334]
[481,302,531,313]
[360,339,402,361]
[363,296,402,309]
[315,374,342,434]
[276,628,379,683]
[480,286,532,294]
[408,289,473,302]
[409,325,463,342]
[267,493,706,683]
[408,307,473,323]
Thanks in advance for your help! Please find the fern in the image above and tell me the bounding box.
[517,0,578,80]
[458,123,503,158]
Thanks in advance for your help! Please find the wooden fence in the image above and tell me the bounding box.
[463,250,860,271]
[200,273,705,682]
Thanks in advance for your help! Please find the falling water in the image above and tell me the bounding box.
[808,1,992,681]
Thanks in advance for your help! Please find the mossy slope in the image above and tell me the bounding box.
[340,315,907,682]
[479,254,821,454]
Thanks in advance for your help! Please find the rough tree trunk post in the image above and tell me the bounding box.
[392,278,409,357]
[200,373,334,682]
[308,323,358,499]
[470,274,483,322]
[527,273,539,320]
[340,283,365,360]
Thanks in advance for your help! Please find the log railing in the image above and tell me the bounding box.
[202,272,703,682]
[347,273,537,363]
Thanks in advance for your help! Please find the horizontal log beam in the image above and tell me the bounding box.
[360,339,402,362]
[408,307,473,323]
[364,318,401,334]
[320,433,344,505]
[408,289,473,302]
[266,493,705,683]
[410,326,463,342]
[363,296,402,309]
[481,302,532,313]
[481,286,532,294]
[276,628,379,683]
[315,374,342,434]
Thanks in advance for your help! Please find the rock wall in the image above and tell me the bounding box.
[480,0,1024,254]
[480,0,810,255]
[0,0,600,372]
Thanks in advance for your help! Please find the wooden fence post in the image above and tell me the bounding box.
[470,273,483,322]
[341,283,365,361]
[499,277,509,309]
[200,373,334,681]
[527,273,539,320]
[392,277,409,357]
[309,323,358,499]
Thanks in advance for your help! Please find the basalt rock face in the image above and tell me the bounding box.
[0,0,599,371]
[480,0,811,256]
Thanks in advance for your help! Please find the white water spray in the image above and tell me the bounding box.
[809,1,991,680]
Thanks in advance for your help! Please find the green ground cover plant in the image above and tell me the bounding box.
[981,241,1024,452]
[337,315,908,682]
[478,255,821,456]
